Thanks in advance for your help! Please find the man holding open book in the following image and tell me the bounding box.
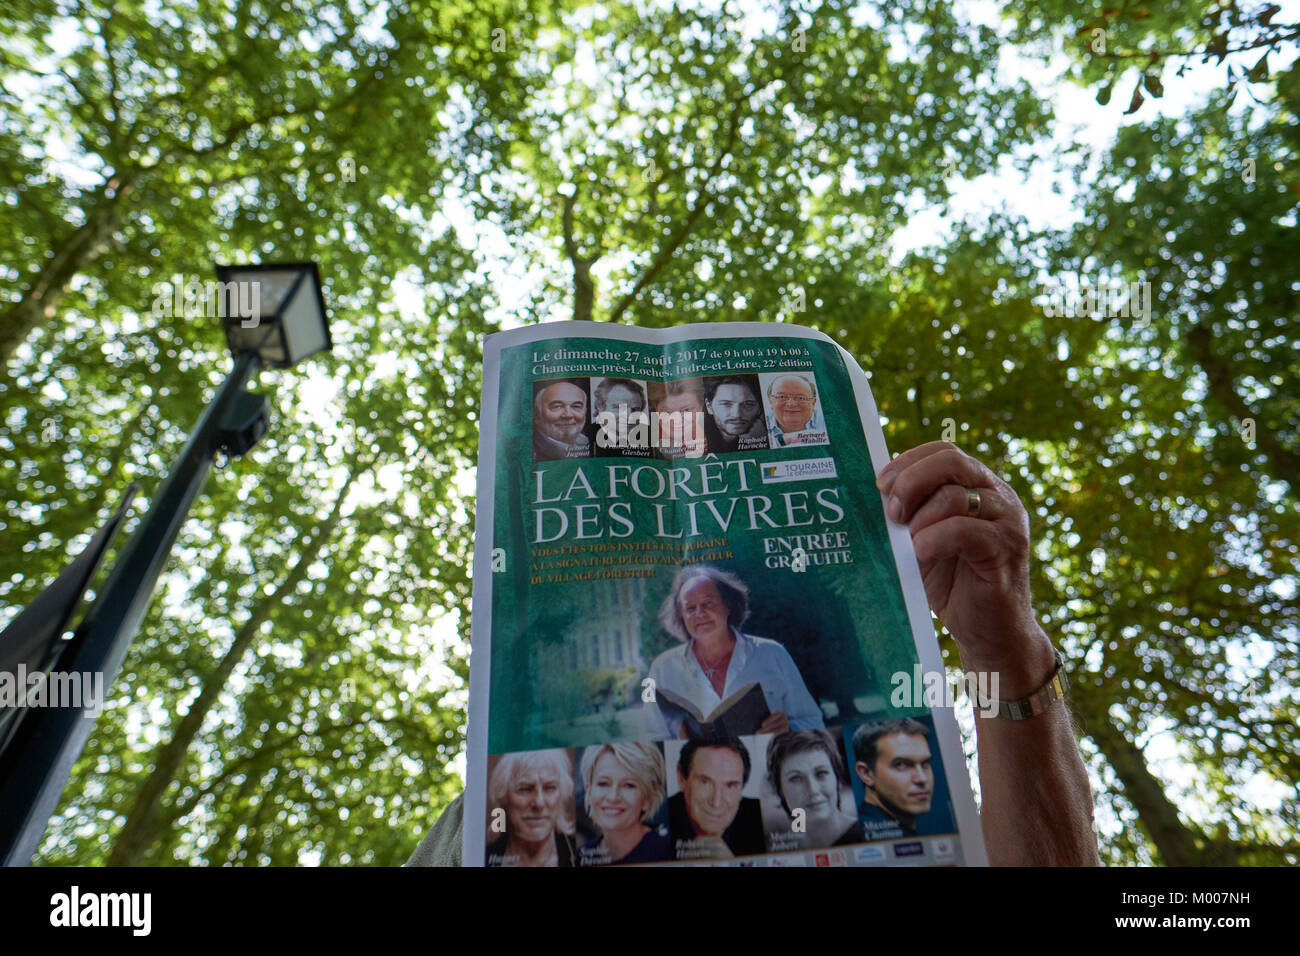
[643,565,824,741]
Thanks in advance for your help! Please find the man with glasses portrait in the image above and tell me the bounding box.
[764,373,827,447]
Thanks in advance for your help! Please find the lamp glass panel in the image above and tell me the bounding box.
[222,268,306,320]
[224,318,281,361]
[280,281,328,364]
[260,334,287,366]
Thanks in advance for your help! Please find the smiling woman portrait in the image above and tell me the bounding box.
[577,742,671,865]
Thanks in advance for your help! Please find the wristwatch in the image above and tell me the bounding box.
[973,648,1070,720]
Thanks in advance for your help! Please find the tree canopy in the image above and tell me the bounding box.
[1,0,1295,865]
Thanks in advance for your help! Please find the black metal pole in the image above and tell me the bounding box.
[0,350,261,866]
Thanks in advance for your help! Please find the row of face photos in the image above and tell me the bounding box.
[531,372,831,462]
[484,720,957,867]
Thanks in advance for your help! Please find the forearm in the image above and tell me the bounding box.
[877,442,1101,864]
[975,704,1099,865]
[967,629,1100,866]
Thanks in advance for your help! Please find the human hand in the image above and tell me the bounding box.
[876,441,1055,696]
[757,711,790,735]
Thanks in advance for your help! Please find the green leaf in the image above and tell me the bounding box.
[1246,53,1270,83]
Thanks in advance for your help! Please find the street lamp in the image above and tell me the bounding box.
[0,262,332,866]
[216,262,332,369]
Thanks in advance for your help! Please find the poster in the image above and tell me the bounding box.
[463,321,987,867]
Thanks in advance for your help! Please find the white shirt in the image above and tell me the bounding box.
[643,628,824,740]
[766,409,827,447]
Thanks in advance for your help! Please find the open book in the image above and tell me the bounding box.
[654,682,770,739]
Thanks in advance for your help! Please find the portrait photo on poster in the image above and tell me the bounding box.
[590,376,655,459]
[532,377,594,462]
[759,728,861,853]
[647,377,708,460]
[573,741,673,866]
[483,749,579,867]
[663,735,767,861]
[703,373,769,453]
[760,370,829,448]
[843,714,958,844]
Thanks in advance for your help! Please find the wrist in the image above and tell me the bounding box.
[957,625,1058,700]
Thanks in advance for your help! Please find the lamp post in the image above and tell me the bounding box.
[0,262,331,866]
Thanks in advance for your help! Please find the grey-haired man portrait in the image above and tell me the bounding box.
[532,378,592,461]
[765,373,826,446]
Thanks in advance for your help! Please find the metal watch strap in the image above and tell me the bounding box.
[975,648,1069,720]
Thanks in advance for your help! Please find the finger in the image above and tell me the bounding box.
[885,447,999,524]
[907,483,1005,534]
[911,516,1005,570]
[876,441,963,488]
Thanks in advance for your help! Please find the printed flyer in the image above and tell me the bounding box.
[463,321,988,867]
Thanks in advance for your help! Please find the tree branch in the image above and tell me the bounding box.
[562,188,596,323]
[105,461,369,866]
[1187,321,1300,483]
[607,99,744,324]
[1087,27,1300,65]
[0,166,142,367]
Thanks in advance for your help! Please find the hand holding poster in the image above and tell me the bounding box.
[464,321,987,867]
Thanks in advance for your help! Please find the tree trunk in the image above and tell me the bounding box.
[0,170,141,367]
[561,190,596,323]
[104,464,363,866]
[1186,321,1300,484]
[1088,716,1209,865]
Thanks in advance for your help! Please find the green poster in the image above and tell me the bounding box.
[464,322,985,868]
